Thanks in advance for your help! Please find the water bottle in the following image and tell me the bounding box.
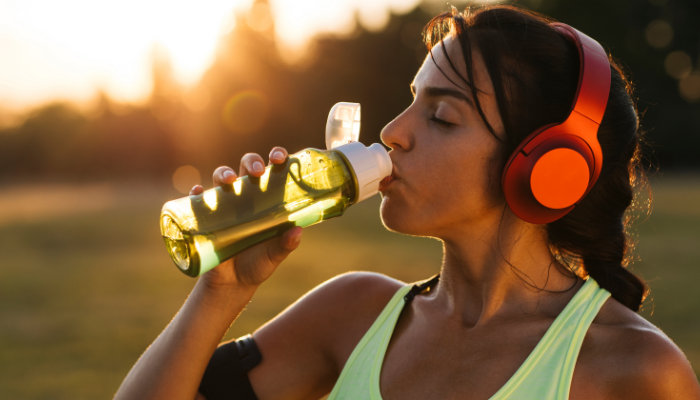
[160,103,392,277]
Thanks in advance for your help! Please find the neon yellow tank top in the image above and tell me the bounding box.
[327,277,611,400]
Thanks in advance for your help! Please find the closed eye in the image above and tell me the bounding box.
[430,116,455,128]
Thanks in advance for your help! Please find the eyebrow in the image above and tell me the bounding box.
[410,84,475,107]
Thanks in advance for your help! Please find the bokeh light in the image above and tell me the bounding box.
[172,165,201,194]
[222,90,269,134]
[679,72,700,103]
[664,50,693,80]
[645,20,674,49]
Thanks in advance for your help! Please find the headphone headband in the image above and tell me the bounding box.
[552,23,611,126]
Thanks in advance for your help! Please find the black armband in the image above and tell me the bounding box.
[199,334,262,400]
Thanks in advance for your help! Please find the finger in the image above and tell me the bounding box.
[189,185,204,196]
[268,147,289,166]
[213,166,237,187]
[240,153,266,177]
[266,227,303,266]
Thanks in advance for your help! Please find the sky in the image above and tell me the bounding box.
[0,0,428,112]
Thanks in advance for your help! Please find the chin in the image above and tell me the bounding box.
[379,196,427,236]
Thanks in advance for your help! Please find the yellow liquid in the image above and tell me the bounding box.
[160,148,357,277]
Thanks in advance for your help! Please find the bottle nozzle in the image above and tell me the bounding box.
[326,102,361,150]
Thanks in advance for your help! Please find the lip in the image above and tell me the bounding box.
[378,165,399,192]
[378,176,394,191]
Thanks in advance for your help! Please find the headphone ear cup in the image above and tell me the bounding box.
[502,134,595,224]
[530,148,590,209]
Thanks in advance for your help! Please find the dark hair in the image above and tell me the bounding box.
[423,5,650,311]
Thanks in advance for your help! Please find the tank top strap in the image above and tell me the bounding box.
[491,278,611,400]
[556,278,611,399]
[327,284,412,400]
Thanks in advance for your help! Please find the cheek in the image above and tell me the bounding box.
[378,156,469,234]
[433,142,506,221]
[462,152,506,206]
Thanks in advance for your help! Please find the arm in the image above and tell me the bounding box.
[115,148,303,400]
[115,276,262,400]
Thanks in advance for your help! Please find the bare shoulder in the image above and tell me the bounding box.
[312,271,406,317]
[248,272,405,399]
[268,271,405,338]
[253,271,404,370]
[574,297,700,400]
[310,271,405,352]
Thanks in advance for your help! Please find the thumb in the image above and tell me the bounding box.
[266,226,303,266]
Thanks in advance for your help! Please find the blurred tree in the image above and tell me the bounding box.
[0,103,90,179]
[0,0,697,183]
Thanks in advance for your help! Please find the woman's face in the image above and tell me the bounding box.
[379,35,508,239]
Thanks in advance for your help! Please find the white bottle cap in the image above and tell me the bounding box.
[333,142,392,203]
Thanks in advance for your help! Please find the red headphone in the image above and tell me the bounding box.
[501,23,612,224]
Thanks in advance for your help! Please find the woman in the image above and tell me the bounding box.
[116,5,700,400]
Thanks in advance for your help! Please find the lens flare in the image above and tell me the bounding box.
[173,165,201,194]
[221,90,269,134]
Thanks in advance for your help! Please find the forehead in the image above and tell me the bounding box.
[413,34,491,94]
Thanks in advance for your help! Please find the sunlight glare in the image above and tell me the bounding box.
[234,180,243,196]
[0,0,252,109]
[0,0,428,109]
[259,167,272,193]
[203,189,218,211]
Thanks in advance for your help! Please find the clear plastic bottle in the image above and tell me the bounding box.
[160,103,391,277]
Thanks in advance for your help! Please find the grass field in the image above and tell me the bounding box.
[0,175,698,399]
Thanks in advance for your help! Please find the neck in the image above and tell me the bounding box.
[432,207,580,327]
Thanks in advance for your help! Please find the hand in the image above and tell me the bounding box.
[189,147,303,291]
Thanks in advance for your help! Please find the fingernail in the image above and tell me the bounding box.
[252,161,264,173]
[273,151,284,161]
[223,170,234,180]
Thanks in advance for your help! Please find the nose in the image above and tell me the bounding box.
[380,107,414,152]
